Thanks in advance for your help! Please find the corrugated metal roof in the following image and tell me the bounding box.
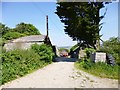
[12,35,46,42]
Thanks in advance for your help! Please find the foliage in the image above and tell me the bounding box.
[31,44,55,63]
[2,49,45,84]
[12,22,41,35]
[84,48,96,58]
[0,23,11,37]
[75,42,119,79]
[100,37,120,65]
[1,22,41,42]
[56,2,109,49]
[0,38,6,46]
[75,59,118,79]
[3,32,26,40]
[2,44,54,84]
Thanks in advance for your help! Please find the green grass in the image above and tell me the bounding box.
[75,60,119,79]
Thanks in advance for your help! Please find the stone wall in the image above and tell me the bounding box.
[4,42,44,51]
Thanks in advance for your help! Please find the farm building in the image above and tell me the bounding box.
[4,35,52,51]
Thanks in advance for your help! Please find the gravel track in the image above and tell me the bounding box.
[1,61,118,89]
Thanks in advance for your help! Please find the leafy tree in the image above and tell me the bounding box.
[3,32,26,40]
[1,22,41,40]
[0,22,42,48]
[56,2,109,49]
[0,23,11,37]
[13,22,41,35]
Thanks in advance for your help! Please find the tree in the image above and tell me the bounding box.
[56,2,108,49]
[0,23,11,37]
[1,22,41,41]
[13,22,41,35]
[0,22,42,46]
[3,32,26,40]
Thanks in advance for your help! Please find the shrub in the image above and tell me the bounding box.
[84,48,96,58]
[75,38,119,79]
[2,44,54,84]
[31,44,54,63]
[100,37,120,65]
[14,22,41,35]
[3,32,26,40]
[0,38,6,46]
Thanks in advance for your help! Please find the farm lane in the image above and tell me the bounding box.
[1,59,118,88]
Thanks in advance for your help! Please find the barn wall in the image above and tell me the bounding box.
[4,42,44,51]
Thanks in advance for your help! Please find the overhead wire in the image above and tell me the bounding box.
[32,3,63,32]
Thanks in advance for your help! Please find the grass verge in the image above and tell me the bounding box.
[75,60,119,79]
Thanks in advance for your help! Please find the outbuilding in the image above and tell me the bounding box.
[4,35,52,51]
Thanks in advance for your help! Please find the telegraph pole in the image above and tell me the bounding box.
[46,15,48,37]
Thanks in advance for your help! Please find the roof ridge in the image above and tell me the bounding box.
[10,35,46,43]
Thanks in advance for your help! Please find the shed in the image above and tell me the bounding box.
[4,35,52,51]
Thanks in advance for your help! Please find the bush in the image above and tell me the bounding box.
[2,49,49,84]
[2,44,55,84]
[84,48,96,58]
[2,32,26,40]
[14,22,41,35]
[0,38,6,46]
[75,37,119,79]
[100,37,120,65]
[31,44,54,63]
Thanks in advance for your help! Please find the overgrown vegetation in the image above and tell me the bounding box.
[75,60,118,79]
[84,48,96,58]
[100,37,120,65]
[0,22,41,46]
[2,32,26,40]
[1,44,54,84]
[75,37,119,79]
[0,38,6,46]
[0,22,55,85]
[31,44,55,63]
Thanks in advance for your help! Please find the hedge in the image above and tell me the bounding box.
[1,44,54,84]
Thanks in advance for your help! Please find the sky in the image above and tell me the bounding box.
[1,1,118,47]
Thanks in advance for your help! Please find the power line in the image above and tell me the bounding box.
[32,3,63,32]
[32,3,46,17]
[49,16,63,31]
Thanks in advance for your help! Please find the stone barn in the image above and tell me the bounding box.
[4,35,52,51]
